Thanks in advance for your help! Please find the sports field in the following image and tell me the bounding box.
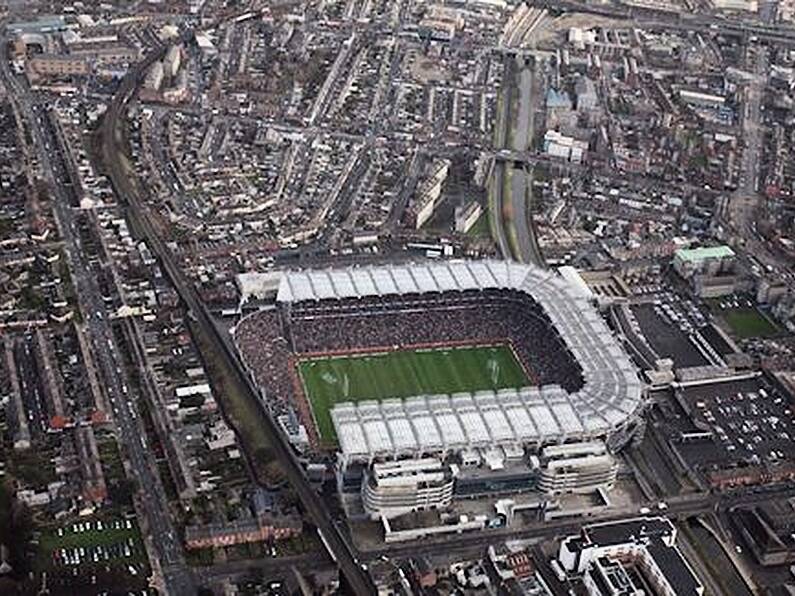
[723,308,778,338]
[298,344,530,441]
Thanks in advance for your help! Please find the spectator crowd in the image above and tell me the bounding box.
[234,289,585,432]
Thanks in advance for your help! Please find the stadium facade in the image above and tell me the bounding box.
[274,260,644,467]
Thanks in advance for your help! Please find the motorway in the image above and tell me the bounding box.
[99,26,378,596]
[531,0,795,46]
[489,55,516,262]
[490,55,545,267]
[509,61,543,268]
[0,37,194,595]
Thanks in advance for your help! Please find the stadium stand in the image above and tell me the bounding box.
[235,260,643,464]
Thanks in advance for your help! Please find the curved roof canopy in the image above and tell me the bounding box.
[277,260,643,460]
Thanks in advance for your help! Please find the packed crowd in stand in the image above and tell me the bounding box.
[234,307,297,414]
[287,289,583,392]
[234,290,584,418]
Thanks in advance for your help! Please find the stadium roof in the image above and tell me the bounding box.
[276,260,643,461]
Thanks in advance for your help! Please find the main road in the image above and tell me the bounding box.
[0,36,194,595]
[99,24,377,596]
[362,483,795,561]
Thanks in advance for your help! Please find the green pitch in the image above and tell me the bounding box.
[723,308,778,338]
[298,344,529,441]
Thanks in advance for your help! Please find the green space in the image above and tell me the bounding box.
[298,344,529,440]
[9,448,57,487]
[466,210,490,238]
[722,307,778,338]
[185,532,319,567]
[189,320,286,487]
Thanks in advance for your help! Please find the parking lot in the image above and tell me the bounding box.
[675,376,795,468]
[631,301,711,369]
[41,517,147,572]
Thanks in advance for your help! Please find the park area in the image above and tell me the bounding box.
[298,343,530,440]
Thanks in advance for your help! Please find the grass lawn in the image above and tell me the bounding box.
[298,344,529,440]
[465,210,490,238]
[723,308,778,338]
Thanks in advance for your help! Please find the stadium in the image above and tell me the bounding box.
[234,260,643,468]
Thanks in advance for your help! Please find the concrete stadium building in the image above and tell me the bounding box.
[274,260,644,466]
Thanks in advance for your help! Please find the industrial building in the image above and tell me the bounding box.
[678,89,727,109]
[7,16,67,35]
[544,130,588,163]
[163,44,182,78]
[455,201,482,234]
[712,0,759,11]
[412,159,450,229]
[144,61,164,91]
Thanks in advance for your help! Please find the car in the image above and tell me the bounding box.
[640,507,651,514]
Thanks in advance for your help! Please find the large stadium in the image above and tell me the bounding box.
[234,260,643,466]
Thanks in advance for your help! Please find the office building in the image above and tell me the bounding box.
[559,517,704,596]
[538,441,618,495]
[362,458,455,520]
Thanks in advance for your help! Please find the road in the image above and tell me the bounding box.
[0,38,195,595]
[361,483,795,562]
[490,55,545,267]
[530,0,795,46]
[489,55,516,261]
[728,43,785,270]
[98,27,377,596]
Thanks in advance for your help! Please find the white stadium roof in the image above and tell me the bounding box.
[276,260,643,461]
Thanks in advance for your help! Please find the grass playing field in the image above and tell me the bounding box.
[722,308,778,338]
[297,344,530,441]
